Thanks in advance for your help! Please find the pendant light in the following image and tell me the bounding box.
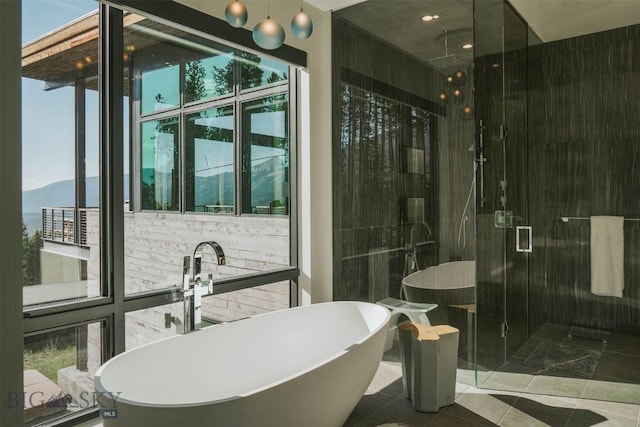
[253,0,286,50]
[291,0,313,40]
[224,0,248,28]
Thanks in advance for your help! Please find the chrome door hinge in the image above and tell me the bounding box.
[500,125,508,141]
[501,322,509,337]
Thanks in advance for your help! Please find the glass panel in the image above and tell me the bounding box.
[205,282,290,323]
[474,0,508,383]
[141,117,180,211]
[124,14,291,296]
[22,0,101,307]
[240,52,288,90]
[184,52,234,103]
[23,321,105,426]
[125,282,289,350]
[241,94,289,215]
[141,65,180,114]
[125,302,183,350]
[185,106,235,213]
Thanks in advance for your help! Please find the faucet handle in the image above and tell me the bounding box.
[182,256,191,290]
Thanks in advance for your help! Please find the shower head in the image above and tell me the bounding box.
[428,54,466,70]
[428,28,472,70]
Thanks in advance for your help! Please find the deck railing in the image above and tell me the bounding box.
[41,207,92,247]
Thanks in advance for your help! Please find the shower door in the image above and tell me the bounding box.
[474,0,529,380]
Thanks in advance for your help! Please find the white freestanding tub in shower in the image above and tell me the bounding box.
[94,301,390,427]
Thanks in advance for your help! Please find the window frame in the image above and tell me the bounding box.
[133,45,291,216]
[19,3,301,424]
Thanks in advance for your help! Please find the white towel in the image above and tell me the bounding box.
[590,216,624,298]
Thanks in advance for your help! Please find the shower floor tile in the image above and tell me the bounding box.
[531,323,569,343]
[606,333,640,357]
[595,352,640,383]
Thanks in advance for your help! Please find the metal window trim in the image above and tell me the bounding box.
[1,0,24,424]
[100,3,126,356]
[24,304,114,336]
[289,66,299,307]
[122,267,299,313]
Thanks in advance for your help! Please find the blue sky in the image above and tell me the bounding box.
[22,0,100,190]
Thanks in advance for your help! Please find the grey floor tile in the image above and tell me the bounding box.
[496,358,539,375]
[562,335,607,351]
[429,411,491,426]
[512,338,543,360]
[482,371,534,392]
[503,394,576,427]
[576,398,640,422]
[595,352,640,383]
[450,389,517,425]
[566,407,633,426]
[605,333,640,357]
[531,323,569,343]
[367,363,404,397]
[498,407,553,427]
[524,375,587,398]
[353,395,439,427]
[344,392,400,427]
[442,401,503,426]
[581,379,640,404]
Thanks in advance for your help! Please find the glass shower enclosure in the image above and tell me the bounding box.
[332,0,640,405]
[474,0,640,405]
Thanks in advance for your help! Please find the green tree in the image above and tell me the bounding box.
[22,219,42,286]
[212,51,271,92]
[184,59,207,103]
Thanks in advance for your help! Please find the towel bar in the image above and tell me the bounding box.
[561,216,640,222]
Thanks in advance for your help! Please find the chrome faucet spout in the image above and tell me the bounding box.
[193,241,226,279]
[410,222,433,250]
[182,241,226,334]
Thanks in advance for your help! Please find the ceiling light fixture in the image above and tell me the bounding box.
[421,14,439,22]
[253,0,285,50]
[226,0,314,50]
[225,0,248,28]
[291,0,313,40]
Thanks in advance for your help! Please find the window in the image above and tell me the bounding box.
[240,52,289,90]
[241,94,289,215]
[184,53,234,103]
[16,4,300,426]
[134,35,290,216]
[141,117,180,211]
[185,106,235,213]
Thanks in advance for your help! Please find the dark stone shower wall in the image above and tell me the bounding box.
[528,24,640,336]
[331,15,475,303]
[332,16,443,302]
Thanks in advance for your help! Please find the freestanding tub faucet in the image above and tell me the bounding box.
[182,241,226,333]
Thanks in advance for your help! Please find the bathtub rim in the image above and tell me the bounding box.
[402,260,476,291]
[94,301,390,409]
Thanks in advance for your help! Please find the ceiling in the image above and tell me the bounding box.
[309,0,640,69]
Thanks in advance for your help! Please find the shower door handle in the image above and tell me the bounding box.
[516,226,532,253]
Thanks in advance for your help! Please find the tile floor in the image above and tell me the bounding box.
[75,323,640,427]
[480,324,640,405]
[75,359,640,427]
[344,359,640,426]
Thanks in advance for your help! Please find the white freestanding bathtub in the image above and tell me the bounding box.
[94,301,390,427]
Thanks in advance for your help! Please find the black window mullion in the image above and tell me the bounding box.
[100,3,125,356]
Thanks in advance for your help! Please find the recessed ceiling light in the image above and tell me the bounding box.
[462,43,473,49]
[421,14,439,22]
